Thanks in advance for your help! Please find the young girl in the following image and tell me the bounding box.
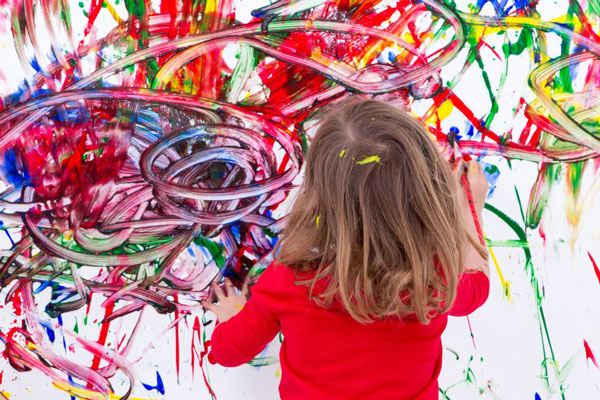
[202,99,490,399]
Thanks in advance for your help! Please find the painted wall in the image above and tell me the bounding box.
[0,1,599,399]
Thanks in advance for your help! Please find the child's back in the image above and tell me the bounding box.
[204,99,491,399]
[210,264,488,399]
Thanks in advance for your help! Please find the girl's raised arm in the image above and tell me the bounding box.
[206,266,281,367]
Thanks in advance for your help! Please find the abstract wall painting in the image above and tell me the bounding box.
[0,0,599,398]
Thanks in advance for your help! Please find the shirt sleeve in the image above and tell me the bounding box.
[449,270,490,317]
[208,264,281,367]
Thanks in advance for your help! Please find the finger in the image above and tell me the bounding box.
[452,159,465,174]
[224,278,235,296]
[468,161,482,175]
[477,165,487,183]
[241,281,250,298]
[202,301,216,312]
[212,282,226,302]
[465,162,477,181]
[452,161,466,188]
[478,163,486,178]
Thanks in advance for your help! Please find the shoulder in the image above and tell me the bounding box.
[459,270,490,288]
[248,262,310,308]
[253,262,302,289]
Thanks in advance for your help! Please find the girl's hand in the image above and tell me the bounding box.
[465,161,489,213]
[454,160,490,276]
[454,160,488,214]
[202,278,249,323]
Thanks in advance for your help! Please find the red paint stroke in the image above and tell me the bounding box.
[588,252,600,285]
[430,88,503,146]
[161,0,179,39]
[174,293,180,383]
[178,0,194,37]
[466,316,477,350]
[505,98,528,142]
[584,339,599,369]
[446,91,501,143]
[201,340,217,399]
[518,119,533,144]
[83,0,104,38]
[539,220,546,245]
[191,317,217,399]
[13,287,23,317]
[85,292,93,321]
[117,334,127,350]
[528,127,542,148]
[472,26,501,62]
[406,20,422,48]
[479,39,502,60]
[89,302,115,372]
[426,46,444,62]
[191,317,200,379]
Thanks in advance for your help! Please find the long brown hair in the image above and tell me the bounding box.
[275,98,483,324]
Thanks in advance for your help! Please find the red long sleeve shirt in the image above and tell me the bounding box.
[209,263,490,399]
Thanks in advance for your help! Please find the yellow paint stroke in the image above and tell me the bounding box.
[110,395,160,400]
[26,342,38,350]
[63,229,73,241]
[352,56,364,70]
[425,98,454,125]
[339,149,346,158]
[488,244,512,302]
[52,381,160,400]
[104,1,123,24]
[205,0,217,15]
[0,391,10,399]
[356,155,381,165]
[358,22,406,67]
[315,215,321,228]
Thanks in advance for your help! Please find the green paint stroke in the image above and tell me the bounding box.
[565,161,585,225]
[526,163,561,229]
[486,203,565,399]
[193,236,226,268]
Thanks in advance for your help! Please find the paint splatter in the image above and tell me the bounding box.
[588,252,600,286]
[356,155,381,165]
[584,339,599,369]
[142,371,166,395]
